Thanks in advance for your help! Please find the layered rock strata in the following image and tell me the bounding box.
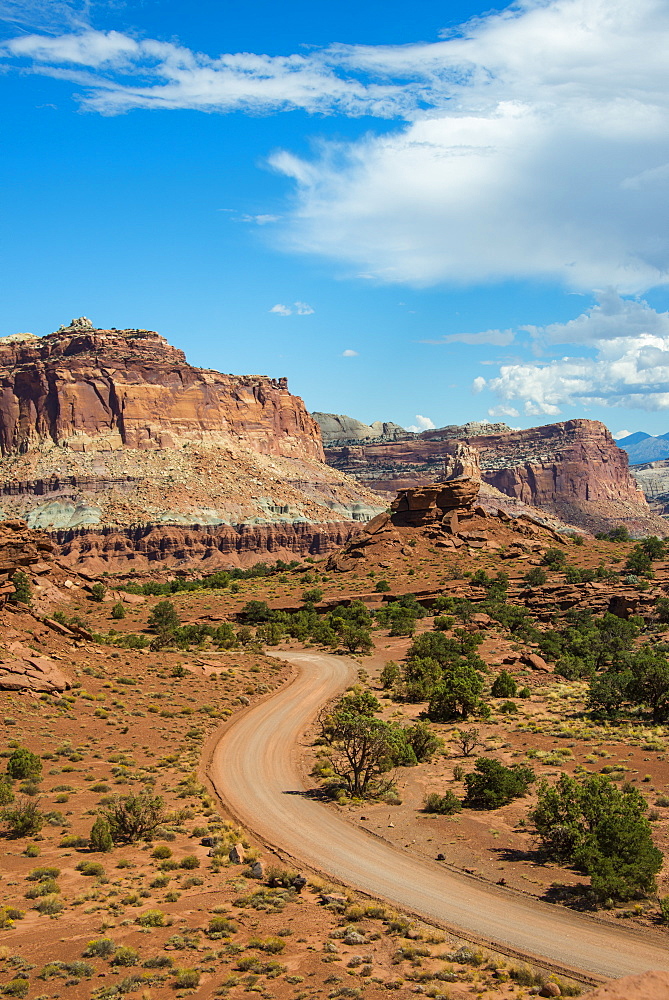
[326,418,661,534]
[0,320,384,565]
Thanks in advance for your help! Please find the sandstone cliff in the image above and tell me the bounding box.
[326,418,663,534]
[0,319,384,566]
[0,318,322,459]
[312,412,406,445]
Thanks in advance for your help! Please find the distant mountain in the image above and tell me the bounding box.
[615,431,652,446]
[615,432,669,464]
[312,412,407,445]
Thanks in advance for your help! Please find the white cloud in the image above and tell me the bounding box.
[614,430,633,439]
[478,293,669,413]
[405,414,436,432]
[341,349,358,357]
[269,301,314,316]
[241,214,280,226]
[6,2,669,291]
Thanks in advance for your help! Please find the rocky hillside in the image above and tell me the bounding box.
[0,319,383,567]
[326,418,664,535]
[312,411,406,445]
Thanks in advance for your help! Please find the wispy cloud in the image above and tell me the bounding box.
[5,2,669,292]
[269,301,314,316]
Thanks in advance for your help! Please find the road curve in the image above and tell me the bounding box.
[208,651,669,981]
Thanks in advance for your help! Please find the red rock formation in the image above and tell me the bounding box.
[0,518,53,604]
[0,320,323,460]
[53,518,362,572]
[326,419,661,533]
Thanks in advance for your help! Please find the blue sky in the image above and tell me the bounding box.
[2,0,669,437]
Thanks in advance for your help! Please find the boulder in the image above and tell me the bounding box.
[0,642,70,693]
[391,479,480,527]
[521,652,551,672]
[249,860,265,879]
[228,843,245,864]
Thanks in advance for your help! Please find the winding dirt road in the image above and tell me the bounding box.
[209,651,669,981]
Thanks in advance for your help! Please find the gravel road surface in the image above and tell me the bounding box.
[209,650,669,980]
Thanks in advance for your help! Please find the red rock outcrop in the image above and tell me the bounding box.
[327,478,565,571]
[582,970,669,999]
[0,319,322,459]
[53,518,362,572]
[0,320,384,566]
[326,419,662,534]
[0,641,70,693]
[0,518,53,605]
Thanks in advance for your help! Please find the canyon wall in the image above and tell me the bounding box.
[327,418,663,534]
[0,321,322,460]
[0,320,383,566]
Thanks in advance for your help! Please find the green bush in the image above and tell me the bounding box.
[1,797,43,837]
[1,979,29,997]
[148,600,180,631]
[523,567,547,588]
[9,571,31,605]
[463,758,535,810]
[26,866,60,881]
[136,909,168,927]
[76,860,106,877]
[532,773,662,901]
[491,670,517,698]
[111,946,140,967]
[7,748,42,781]
[207,915,237,937]
[179,854,200,870]
[152,844,172,859]
[83,938,116,958]
[90,583,106,602]
[89,816,113,852]
[102,791,165,843]
[111,602,126,620]
[423,791,462,815]
[174,969,200,989]
[375,580,391,593]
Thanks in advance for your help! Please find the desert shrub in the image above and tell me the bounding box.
[9,571,31,605]
[1,979,29,997]
[1,798,43,837]
[7,748,42,781]
[89,816,113,852]
[83,938,116,958]
[136,909,168,927]
[542,547,567,569]
[111,946,139,967]
[375,580,391,593]
[90,583,106,602]
[427,661,484,720]
[423,792,462,815]
[403,720,443,762]
[179,854,200,869]
[0,779,14,806]
[76,860,106,877]
[499,700,519,714]
[0,907,25,929]
[491,671,517,698]
[102,791,165,843]
[35,894,64,915]
[111,602,126,620]
[248,936,285,953]
[174,968,200,988]
[523,567,547,588]
[26,866,60,881]
[207,915,237,937]
[464,758,535,810]
[25,878,59,898]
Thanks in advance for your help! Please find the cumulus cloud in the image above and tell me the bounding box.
[614,430,633,439]
[405,415,436,432]
[341,348,358,357]
[6,2,669,290]
[269,304,292,316]
[477,292,669,414]
[294,301,314,315]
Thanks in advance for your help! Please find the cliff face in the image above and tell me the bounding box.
[326,418,661,534]
[0,320,384,565]
[0,321,323,460]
